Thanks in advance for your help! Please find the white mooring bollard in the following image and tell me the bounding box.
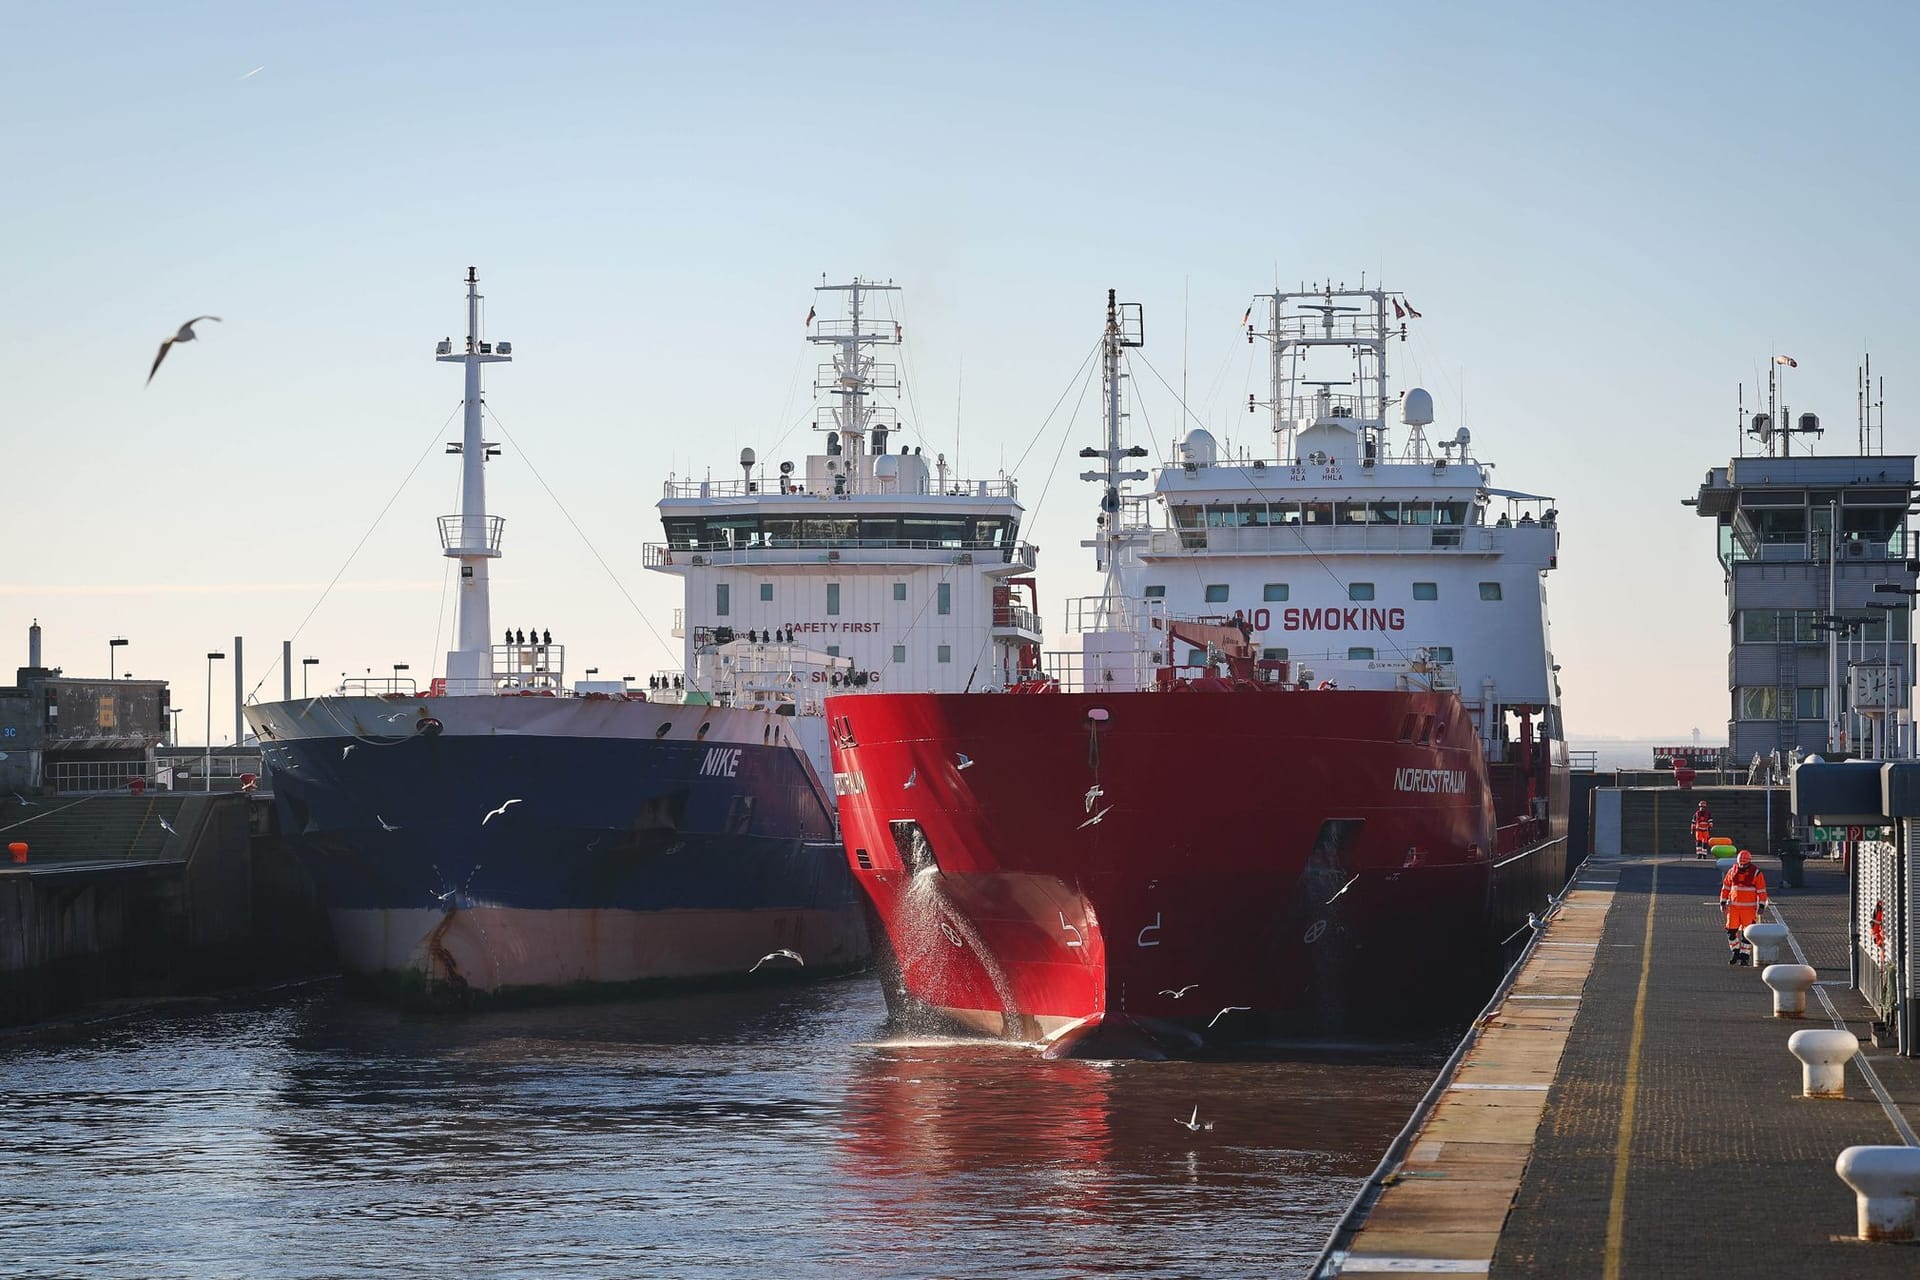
[1835,1146,1920,1242]
[1786,1028,1859,1098]
[1744,922,1791,967]
[1761,963,1817,1017]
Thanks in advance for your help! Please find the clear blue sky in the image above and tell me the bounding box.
[4,2,1916,745]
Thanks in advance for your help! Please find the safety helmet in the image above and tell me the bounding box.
[1736,849,1753,865]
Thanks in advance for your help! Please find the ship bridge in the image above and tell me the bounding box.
[647,278,1044,699]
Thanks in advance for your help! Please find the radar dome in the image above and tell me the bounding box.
[1403,388,1434,427]
[1179,429,1219,466]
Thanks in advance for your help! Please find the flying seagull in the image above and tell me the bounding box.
[903,768,917,790]
[750,949,805,972]
[955,752,973,770]
[376,815,400,832]
[1206,1006,1252,1029]
[158,817,176,834]
[147,316,221,384]
[341,744,356,760]
[1078,805,1112,829]
[481,798,523,825]
[1083,784,1103,812]
[1176,1106,1215,1133]
[241,66,265,79]
[1159,984,1198,999]
[1326,874,1359,905]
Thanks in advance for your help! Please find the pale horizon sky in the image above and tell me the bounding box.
[5,2,1917,748]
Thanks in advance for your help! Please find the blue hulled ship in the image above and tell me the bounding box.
[244,270,869,1001]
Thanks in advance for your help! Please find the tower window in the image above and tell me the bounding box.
[716,583,731,616]
[1204,584,1230,603]
[1349,583,1375,601]
[1412,582,1438,601]
[827,583,841,615]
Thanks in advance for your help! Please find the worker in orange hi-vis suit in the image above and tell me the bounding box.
[1691,802,1714,858]
[1720,849,1769,966]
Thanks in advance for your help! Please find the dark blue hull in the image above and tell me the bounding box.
[251,702,869,997]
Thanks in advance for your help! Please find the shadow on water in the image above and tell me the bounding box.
[0,978,1443,1279]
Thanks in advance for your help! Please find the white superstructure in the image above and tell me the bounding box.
[1072,283,1564,760]
[647,278,1044,721]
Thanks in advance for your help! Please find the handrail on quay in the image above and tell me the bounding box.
[1309,841,1580,1279]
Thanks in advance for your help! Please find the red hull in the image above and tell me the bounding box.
[828,688,1568,1055]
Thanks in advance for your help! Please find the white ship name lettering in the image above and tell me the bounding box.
[699,747,743,778]
[1280,606,1406,632]
[1393,767,1467,794]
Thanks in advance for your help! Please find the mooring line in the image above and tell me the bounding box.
[1602,859,1658,1280]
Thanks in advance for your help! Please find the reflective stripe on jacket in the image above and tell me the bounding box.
[1721,865,1768,908]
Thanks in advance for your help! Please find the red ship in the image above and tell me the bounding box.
[828,286,1570,1057]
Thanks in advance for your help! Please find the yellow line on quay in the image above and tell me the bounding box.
[1602,858,1658,1280]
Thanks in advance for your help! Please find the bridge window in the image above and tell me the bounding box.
[827,583,841,616]
[1413,582,1438,601]
[1348,646,1375,660]
[804,517,858,544]
[902,516,969,547]
[1479,582,1503,601]
[1144,585,1166,598]
[1429,646,1454,663]
[974,517,1009,546]
[1349,583,1375,601]
[1187,649,1207,666]
[663,517,701,549]
[1204,584,1230,603]
[1263,647,1288,661]
[763,517,799,546]
[938,645,952,663]
[859,517,900,544]
[716,583,731,616]
[759,583,773,602]
[937,583,952,615]
[1263,583,1289,601]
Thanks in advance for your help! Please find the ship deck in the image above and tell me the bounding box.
[1318,849,1920,1276]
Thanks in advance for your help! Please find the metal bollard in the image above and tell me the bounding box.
[1835,1146,1920,1242]
[1787,1028,1858,1098]
[1761,964,1817,1017]
[1743,922,1791,967]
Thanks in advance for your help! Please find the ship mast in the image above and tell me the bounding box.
[437,267,512,693]
[809,277,902,494]
[1082,289,1146,611]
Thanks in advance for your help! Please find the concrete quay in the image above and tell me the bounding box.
[1316,851,1920,1277]
[0,794,331,1026]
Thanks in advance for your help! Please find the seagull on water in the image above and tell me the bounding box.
[147,316,221,384]
[955,752,973,770]
[1159,984,1198,999]
[750,949,805,972]
[1326,874,1359,905]
[481,798,523,825]
[376,815,400,832]
[1176,1106,1215,1133]
[1206,1006,1252,1029]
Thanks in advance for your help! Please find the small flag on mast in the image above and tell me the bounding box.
[1404,300,1422,318]
[1392,298,1406,320]
[805,305,816,327]
[1774,354,1797,368]
[894,321,902,341]
[1241,304,1252,327]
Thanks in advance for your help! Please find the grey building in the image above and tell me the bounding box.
[0,621,170,794]
[1691,454,1917,763]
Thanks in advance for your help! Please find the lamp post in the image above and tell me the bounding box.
[1872,582,1920,759]
[393,662,410,691]
[302,657,319,697]
[204,651,225,791]
[109,636,128,680]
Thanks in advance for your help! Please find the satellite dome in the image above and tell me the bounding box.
[1403,388,1434,427]
[1179,429,1219,466]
